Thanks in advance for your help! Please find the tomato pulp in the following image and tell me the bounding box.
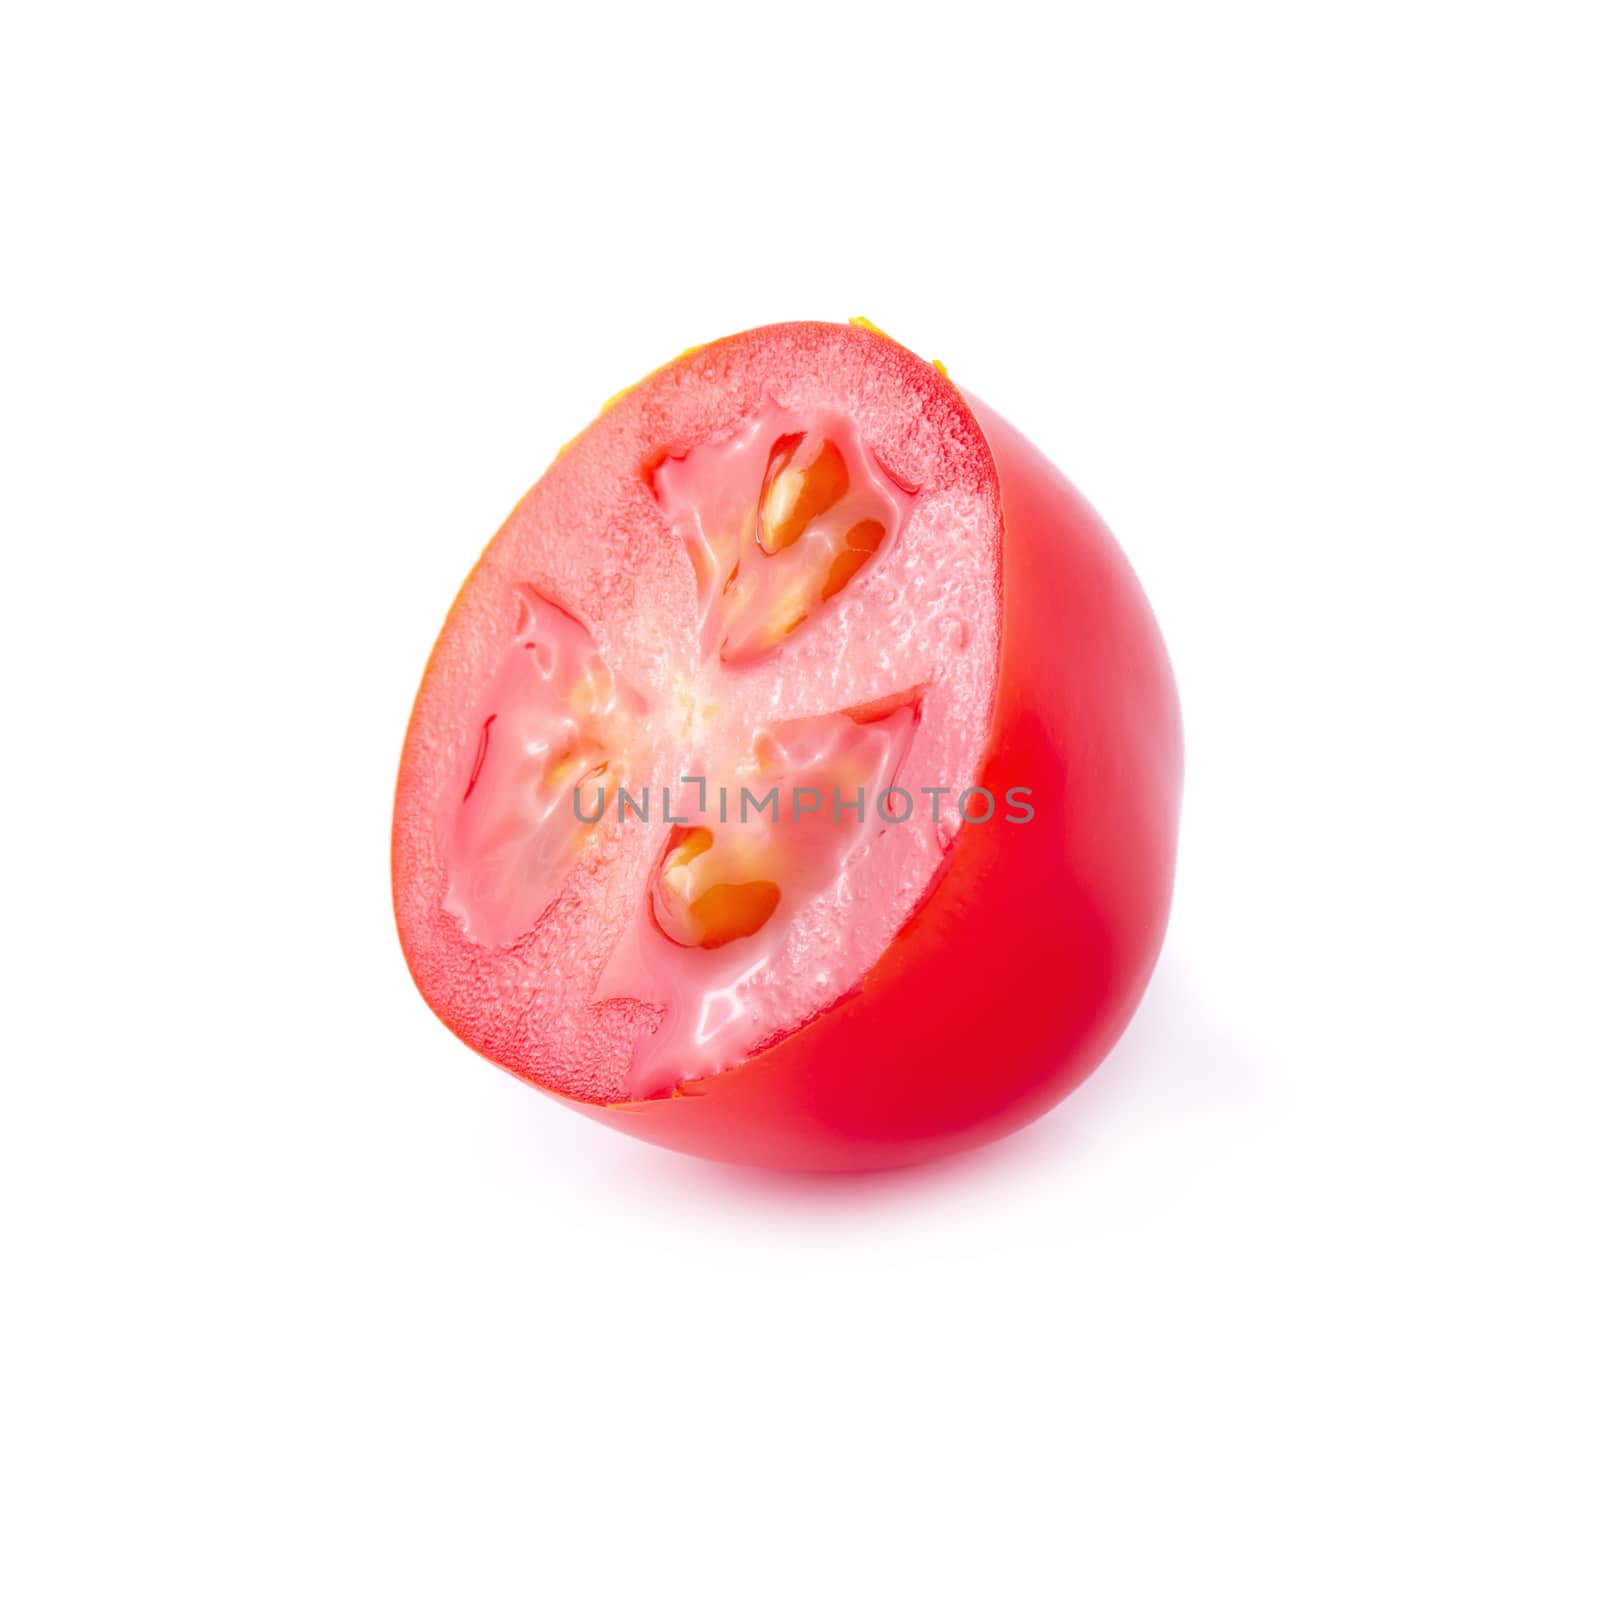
[392,321,1182,1170]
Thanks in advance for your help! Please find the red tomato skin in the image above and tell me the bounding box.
[569,388,1184,1171]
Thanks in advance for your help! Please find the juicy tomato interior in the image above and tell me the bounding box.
[422,378,1000,1102]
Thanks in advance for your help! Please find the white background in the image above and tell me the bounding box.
[4,3,1596,1594]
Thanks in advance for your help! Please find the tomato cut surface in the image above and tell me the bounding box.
[393,320,1181,1170]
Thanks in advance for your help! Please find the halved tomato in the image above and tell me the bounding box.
[393,320,1182,1170]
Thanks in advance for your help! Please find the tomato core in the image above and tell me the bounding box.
[426,384,996,1101]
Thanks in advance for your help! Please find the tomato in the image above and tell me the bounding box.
[393,320,1182,1170]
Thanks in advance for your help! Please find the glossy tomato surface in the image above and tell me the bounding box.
[394,321,1181,1171]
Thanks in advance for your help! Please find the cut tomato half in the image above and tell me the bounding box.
[392,320,1182,1171]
